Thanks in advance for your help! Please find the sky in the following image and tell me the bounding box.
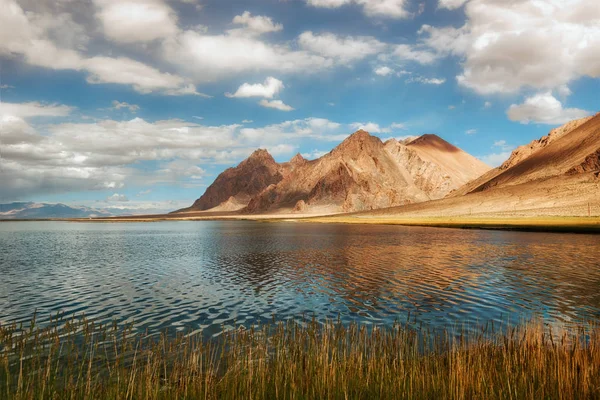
[0,0,599,213]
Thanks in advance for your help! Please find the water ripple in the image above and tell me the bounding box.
[1,221,600,337]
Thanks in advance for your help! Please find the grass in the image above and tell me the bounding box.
[1,314,599,399]
[302,215,600,233]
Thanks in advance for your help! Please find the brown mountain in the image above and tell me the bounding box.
[450,114,599,197]
[183,130,490,214]
[183,149,284,212]
[364,113,600,218]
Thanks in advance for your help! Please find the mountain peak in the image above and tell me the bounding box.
[407,134,460,153]
[290,153,306,164]
[249,148,273,160]
[333,129,383,154]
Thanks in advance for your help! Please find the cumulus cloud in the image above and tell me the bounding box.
[226,77,284,99]
[298,31,386,63]
[4,102,388,199]
[306,0,412,19]
[239,118,344,143]
[258,99,295,111]
[111,101,140,112]
[478,140,515,167]
[162,30,332,83]
[374,66,394,76]
[0,102,73,118]
[93,0,179,44]
[391,44,438,65]
[84,56,205,96]
[438,0,468,9]
[420,0,600,94]
[507,93,590,125]
[350,122,405,133]
[229,11,283,36]
[0,0,199,95]
[106,193,129,202]
[406,76,446,85]
[301,149,329,160]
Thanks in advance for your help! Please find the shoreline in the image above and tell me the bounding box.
[2,214,600,233]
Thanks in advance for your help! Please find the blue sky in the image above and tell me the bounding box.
[1,0,598,212]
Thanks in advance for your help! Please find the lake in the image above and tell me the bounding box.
[1,221,599,337]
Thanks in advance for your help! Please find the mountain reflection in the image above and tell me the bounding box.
[1,221,599,336]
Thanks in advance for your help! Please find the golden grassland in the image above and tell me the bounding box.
[1,315,599,399]
[299,215,600,233]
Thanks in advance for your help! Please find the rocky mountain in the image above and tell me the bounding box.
[450,113,600,197]
[182,149,284,212]
[367,113,600,218]
[449,115,596,197]
[0,203,114,219]
[183,130,490,214]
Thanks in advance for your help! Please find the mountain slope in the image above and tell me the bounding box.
[184,149,284,212]
[353,113,600,218]
[450,116,600,197]
[184,130,491,214]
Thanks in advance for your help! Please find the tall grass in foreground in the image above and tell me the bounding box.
[1,315,599,399]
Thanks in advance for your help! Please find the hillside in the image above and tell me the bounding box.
[182,130,490,214]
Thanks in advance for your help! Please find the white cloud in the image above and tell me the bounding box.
[301,149,329,160]
[350,122,389,133]
[229,11,282,36]
[374,66,394,76]
[0,102,73,118]
[557,84,572,98]
[239,118,343,143]
[421,0,600,94]
[350,121,405,133]
[111,101,140,112]
[478,139,515,167]
[226,77,284,99]
[298,31,386,63]
[0,0,199,95]
[466,129,477,135]
[391,44,438,64]
[479,152,511,167]
[162,30,332,83]
[258,99,295,111]
[85,56,204,96]
[106,193,129,202]
[483,101,492,109]
[507,93,590,125]
[94,0,179,44]
[242,119,253,123]
[406,76,446,85]
[306,0,412,19]
[438,0,467,10]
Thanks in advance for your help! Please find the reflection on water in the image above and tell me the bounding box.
[1,221,599,337]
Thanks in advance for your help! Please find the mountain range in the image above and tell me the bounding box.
[0,203,115,220]
[180,112,600,218]
[181,131,490,214]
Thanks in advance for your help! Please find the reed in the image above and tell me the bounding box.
[1,314,599,399]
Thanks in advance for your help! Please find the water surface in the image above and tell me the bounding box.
[1,221,599,337]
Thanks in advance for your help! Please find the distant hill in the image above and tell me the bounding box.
[180,130,490,214]
[1,202,116,219]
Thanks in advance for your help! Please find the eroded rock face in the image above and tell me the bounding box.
[463,113,600,195]
[187,149,284,211]
[567,149,600,175]
[500,116,594,171]
[186,130,491,214]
